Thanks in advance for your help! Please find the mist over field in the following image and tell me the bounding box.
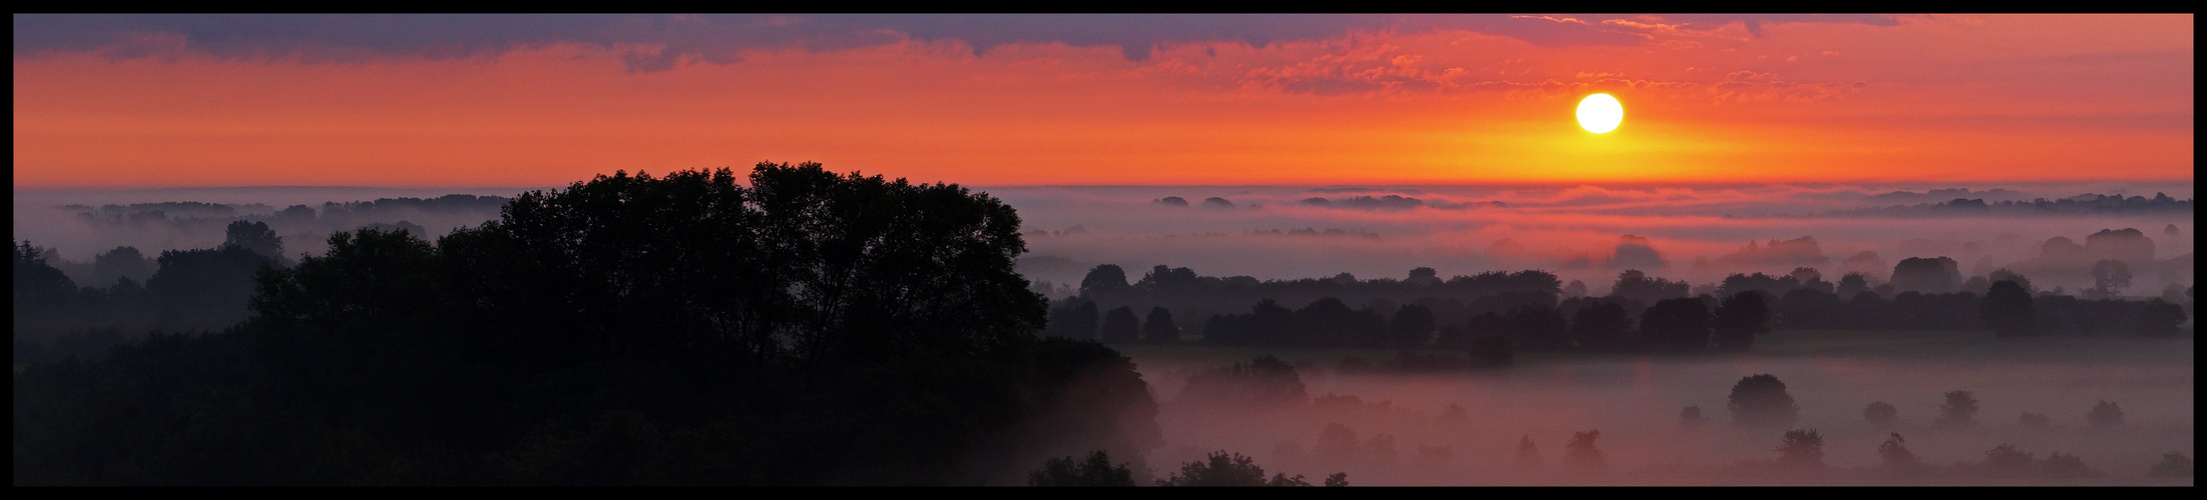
[1119,331,2193,485]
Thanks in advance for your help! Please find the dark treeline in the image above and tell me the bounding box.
[65,194,510,224]
[14,163,1162,485]
[1044,260,2191,363]
[1832,192,2193,217]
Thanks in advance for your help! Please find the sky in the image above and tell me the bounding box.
[11,14,2195,189]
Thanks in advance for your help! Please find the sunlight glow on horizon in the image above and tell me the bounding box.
[9,15,2193,188]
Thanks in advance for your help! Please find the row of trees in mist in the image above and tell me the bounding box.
[1043,263,2189,356]
[13,221,293,362]
[1041,269,2180,354]
[15,163,1164,486]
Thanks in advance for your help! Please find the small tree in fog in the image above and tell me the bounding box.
[1935,391,1979,428]
[1314,423,1361,465]
[1774,429,1826,469]
[1877,433,1921,471]
[1980,280,2035,337]
[1642,297,1713,351]
[1080,264,1131,297]
[221,220,284,258]
[1141,306,1181,343]
[2148,452,2194,478]
[2040,452,2101,478]
[1570,301,1632,351]
[1030,450,1136,486]
[1436,403,1469,428]
[1099,306,1140,343]
[1863,401,1899,429]
[2135,300,2186,337]
[1387,304,1438,348]
[1983,444,2035,477]
[1158,451,1335,486]
[2086,401,2124,427]
[1560,430,1606,474]
[2088,259,2132,298]
[1680,406,1708,429]
[1712,291,1772,351]
[1727,374,1800,428]
[1512,435,1544,471]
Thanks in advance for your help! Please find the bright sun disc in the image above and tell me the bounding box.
[1577,93,1623,133]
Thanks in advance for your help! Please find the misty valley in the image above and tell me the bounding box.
[12,164,2195,486]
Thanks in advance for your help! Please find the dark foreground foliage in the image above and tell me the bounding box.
[14,163,1161,485]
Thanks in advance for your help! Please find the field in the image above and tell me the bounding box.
[1114,329,2195,485]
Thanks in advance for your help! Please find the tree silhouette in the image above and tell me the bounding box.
[2040,451,2102,478]
[1877,433,1921,472]
[2086,400,2124,427]
[1980,280,2035,337]
[1863,401,1899,429]
[16,163,1164,486]
[1512,435,1544,471]
[1050,300,1100,340]
[1506,305,1568,351]
[222,220,285,259]
[1570,301,1632,351]
[1387,303,1437,348]
[1680,406,1708,429]
[1155,451,1334,486]
[1560,430,1605,475]
[1080,264,1131,297]
[2087,259,2133,299]
[1774,429,1825,469]
[1936,391,1979,428]
[1099,306,1140,343]
[2135,300,2185,337]
[2148,452,2194,478]
[1983,444,2034,477]
[1030,450,1136,486]
[1836,273,1870,299]
[1890,257,1960,294]
[1176,355,1308,408]
[90,246,156,288]
[1641,298,1712,351]
[1727,374,1800,428]
[1140,306,1180,343]
[1712,291,1771,351]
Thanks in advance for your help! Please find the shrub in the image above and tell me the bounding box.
[1030,450,1136,486]
[2086,401,2124,427]
[1863,401,1899,428]
[1727,374,1799,428]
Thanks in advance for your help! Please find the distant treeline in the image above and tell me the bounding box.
[1832,192,2192,217]
[14,221,288,363]
[64,194,511,223]
[1044,261,2191,360]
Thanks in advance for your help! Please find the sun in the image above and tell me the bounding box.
[1577,93,1623,133]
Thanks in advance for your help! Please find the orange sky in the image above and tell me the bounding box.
[12,14,2194,188]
